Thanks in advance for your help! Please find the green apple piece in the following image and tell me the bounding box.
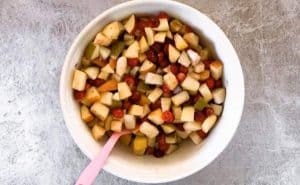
[181,75,200,92]
[124,114,136,130]
[212,88,226,104]
[81,57,91,67]
[165,134,177,144]
[181,106,195,122]
[183,121,201,131]
[199,83,213,102]
[153,18,169,31]
[145,27,154,45]
[202,114,217,133]
[161,98,171,112]
[187,49,201,66]
[168,44,180,63]
[125,41,139,58]
[84,66,99,80]
[124,14,135,33]
[145,73,163,85]
[147,108,164,125]
[101,64,114,74]
[174,33,188,51]
[84,42,100,60]
[139,36,149,53]
[183,32,199,48]
[128,104,144,116]
[148,88,163,103]
[72,69,87,91]
[161,124,176,134]
[90,102,109,121]
[116,56,127,77]
[189,132,202,144]
[137,81,150,93]
[209,60,223,80]
[139,59,155,73]
[210,103,223,116]
[99,46,111,60]
[132,135,147,155]
[102,21,122,40]
[140,121,159,138]
[171,91,190,106]
[117,82,132,100]
[166,144,178,155]
[163,72,178,90]
[170,19,183,32]
[100,92,113,106]
[154,32,167,43]
[194,98,207,111]
[178,51,191,67]
[111,41,125,59]
[110,100,122,108]
[111,120,123,132]
[93,32,112,46]
[92,124,106,140]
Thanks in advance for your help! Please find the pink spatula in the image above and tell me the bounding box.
[75,130,130,185]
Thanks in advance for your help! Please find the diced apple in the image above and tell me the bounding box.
[138,53,147,62]
[200,48,210,61]
[85,87,101,104]
[125,41,139,58]
[130,66,140,76]
[178,51,191,67]
[145,27,154,45]
[161,98,171,112]
[94,32,112,46]
[199,84,213,102]
[168,44,180,63]
[183,122,201,131]
[183,32,199,48]
[210,104,223,116]
[194,98,207,111]
[172,106,182,121]
[141,104,151,118]
[98,71,109,80]
[163,66,170,73]
[84,67,99,80]
[112,92,120,101]
[181,106,195,122]
[212,88,226,104]
[124,33,134,45]
[90,102,109,121]
[98,80,118,92]
[166,30,173,39]
[187,49,201,66]
[101,64,114,74]
[189,132,202,144]
[202,114,217,133]
[132,135,147,155]
[111,120,123,132]
[163,72,178,90]
[104,115,113,131]
[124,14,135,33]
[199,70,210,81]
[174,33,188,50]
[161,124,176,134]
[181,75,200,92]
[140,121,159,138]
[124,114,136,129]
[194,62,205,73]
[72,69,87,91]
[100,92,113,106]
[120,134,132,145]
[170,19,183,32]
[80,105,94,122]
[116,56,127,77]
[92,124,106,140]
[165,134,177,144]
[166,144,178,154]
[128,104,144,116]
[171,91,189,106]
[102,21,122,40]
[139,36,149,53]
[139,73,146,80]
[210,60,223,80]
[148,88,163,103]
[145,73,163,85]
[147,137,156,147]
[81,57,91,67]
[117,82,132,100]
[153,18,169,31]
[139,60,155,73]
[98,46,110,60]
[147,108,164,125]
[111,41,125,59]
[176,129,191,139]
[189,72,201,81]
[154,32,167,43]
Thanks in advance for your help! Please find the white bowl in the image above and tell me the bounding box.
[60,0,244,183]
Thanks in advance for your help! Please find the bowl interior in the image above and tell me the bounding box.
[60,0,244,183]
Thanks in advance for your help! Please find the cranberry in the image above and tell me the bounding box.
[194,111,206,123]
[203,60,212,69]
[153,149,165,158]
[157,135,170,152]
[85,83,91,90]
[170,64,179,75]
[203,107,214,116]
[162,111,175,123]
[145,147,154,155]
[157,12,170,20]
[158,52,164,62]
[179,65,188,74]
[197,130,207,139]
[215,79,223,88]
[87,78,105,87]
[73,90,85,101]
[192,94,201,104]
[176,124,185,131]
[162,84,172,97]
[123,100,132,110]
[129,91,141,103]
[150,100,161,110]
[145,49,158,63]
[112,108,124,118]
[150,42,162,53]
[163,43,169,54]
[176,72,186,82]
[124,75,136,88]
[128,58,139,67]
[206,77,216,89]
[158,59,169,68]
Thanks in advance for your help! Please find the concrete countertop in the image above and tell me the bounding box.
[0,0,299,184]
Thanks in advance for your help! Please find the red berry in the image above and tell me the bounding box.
[157,12,170,20]
[158,52,164,62]
[129,91,141,103]
[124,75,136,88]
[158,59,169,68]
[170,64,179,75]
[176,72,186,82]
[87,78,105,87]
[179,65,188,74]
[203,107,214,116]
[145,49,157,63]
[73,90,85,101]
[150,42,162,53]
[162,84,171,94]
[112,108,124,118]
[206,77,215,89]
[163,43,169,54]
[215,79,223,88]
[123,101,132,110]
[203,60,211,69]
[153,149,165,158]
[176,124,185,131]
[150,100,161,110]
[85,83,91,90]
[128,58,139,67]
[145,147,154,155]
[157,134,170,152]
[197,130,207,139]
[192,94,201,104]
[162,111,175,123]
[194,111,206,123]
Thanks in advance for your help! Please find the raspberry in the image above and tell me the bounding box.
[111,108,124,118]
[176,72,186,82]
[194,111,206,123]
[73,90,85,101]
[128,58,139,67]
[162,111,175,123]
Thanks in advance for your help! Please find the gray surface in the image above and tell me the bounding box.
[0,0,299,184]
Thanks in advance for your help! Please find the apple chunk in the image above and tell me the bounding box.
[84,67,99,80]
[181,106,195,122]
[111,120,123,132]
[85,87,101,104]
[144,27,154,45]
[124,114,136,129]
[161,124,176,134]
[210,104,223,116]
[171,91,190,106]
[140,121,159,138]
[210,60,223,80]
[189,132,202,144]
[183,32,199,48]
[72,69,87,91]
[161,98,171,112]
[132,135,147,155]
[174,33,188,50]
[187,49,201,66]
[201,114,217,133]
[212,88,226,104]
[92,124,106,140]
[147,108,164,125]
[199,83,213,102]
[168,44,180,63]
[139,60,155,73]
[178,51,191,67]
[125,41,139,58]
[154,32,167,43]
[124,14,135,33]
[145,73,163,85]
[128,104,144,116]
[153,18,169,31]
[181,75,200,92]
[100,92,113,106]
[118,82,132,100]
[80,105,94,122]
[163,72,178,90]
[102,21,122,40]
[94,32,112,46]
[90,102,109,121]
[116,56,127,77]
[183,121,201,131]
[139,36,149,53]
[148,88,163,103]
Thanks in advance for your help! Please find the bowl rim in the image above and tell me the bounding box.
[60,0,245,183]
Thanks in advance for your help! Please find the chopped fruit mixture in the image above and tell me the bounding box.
[72,12,226,157]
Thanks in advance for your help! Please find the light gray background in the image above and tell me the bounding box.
[0,0,299,184]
